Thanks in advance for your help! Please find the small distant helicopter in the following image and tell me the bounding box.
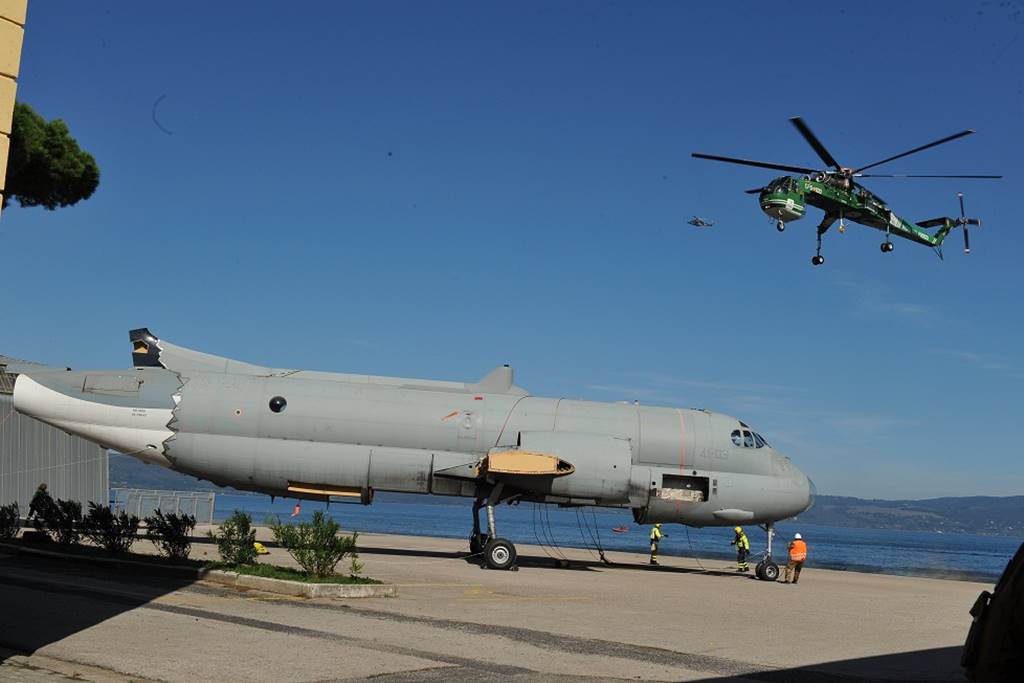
[687,216,715,228]
[692,118,1002,265]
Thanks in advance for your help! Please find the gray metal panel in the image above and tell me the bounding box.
[0,390,108,512]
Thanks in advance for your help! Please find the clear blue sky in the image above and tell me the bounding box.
[3,1,1022,499]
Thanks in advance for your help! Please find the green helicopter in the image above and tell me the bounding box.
[693,118,1001,265]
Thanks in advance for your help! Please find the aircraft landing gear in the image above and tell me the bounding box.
[776,221,785,232]
[470,486,518,571]
[811,229,825,266]
[754,521,780,582]
[880,241,894,253]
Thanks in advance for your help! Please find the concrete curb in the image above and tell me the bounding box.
[204,570,397,598]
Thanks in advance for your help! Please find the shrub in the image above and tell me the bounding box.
[41,499,82,545]
[145,510,196,560]
[82,503,139,554]
[209,510,257,565]
[0,502,19,539]
[271,510,358,578]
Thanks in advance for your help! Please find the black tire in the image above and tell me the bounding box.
[483,538,517,570]
[754,561,766,580]
[469,533,489,555]
[812,255,824,266]
[776,222,785,232]
[761,561,780,582]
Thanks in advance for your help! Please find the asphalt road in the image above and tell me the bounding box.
[0,531,983,682]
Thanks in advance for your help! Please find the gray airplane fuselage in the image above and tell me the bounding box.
[12,337,812,528]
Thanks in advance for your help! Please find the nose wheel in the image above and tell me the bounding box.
[880,241,894,253]
[754,521,780,582]
[776,221,785,232]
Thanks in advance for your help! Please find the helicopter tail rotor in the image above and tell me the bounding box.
[957,192,981,255]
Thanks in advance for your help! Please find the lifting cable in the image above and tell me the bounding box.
[531,503,564,562]
[684,525,709,573]
[574,507,600,562]
[542,503,569,561]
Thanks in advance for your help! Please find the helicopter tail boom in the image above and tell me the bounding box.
[915,194,981,254]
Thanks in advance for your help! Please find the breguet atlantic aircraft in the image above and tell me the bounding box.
[11,329,813,579]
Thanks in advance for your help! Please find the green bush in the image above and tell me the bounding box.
[271,510,358,578]
[209,510,257,565]
[40,499,82,545]
[82,503,139,554]
[0,502,19,539]
[145,510,196,560]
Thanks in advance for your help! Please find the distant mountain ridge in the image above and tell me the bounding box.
[110,455,1024,536]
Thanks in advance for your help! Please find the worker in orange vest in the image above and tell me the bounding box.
[782,532,807,584]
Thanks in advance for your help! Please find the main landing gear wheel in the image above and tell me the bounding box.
[483,538,517,570]
[811,255,825,266]
[776,221,785,232]
[880,241,894,253]
[760,561,780,582]
[754,560,765,579]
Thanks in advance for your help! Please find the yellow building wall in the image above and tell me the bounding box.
[0,0,27,206]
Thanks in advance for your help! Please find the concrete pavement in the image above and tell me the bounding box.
[0,531,983,682]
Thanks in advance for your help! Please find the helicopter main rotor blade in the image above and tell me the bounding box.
[854,130,975,173]
[744,187,765,194]
[854,173,1002,178]
[691,153,816,175]
[790,117,841,170]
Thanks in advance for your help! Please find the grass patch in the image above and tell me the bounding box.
[208,561,382,584]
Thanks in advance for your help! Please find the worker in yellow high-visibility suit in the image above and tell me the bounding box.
[649,523,666,565]
[730,526,750,572]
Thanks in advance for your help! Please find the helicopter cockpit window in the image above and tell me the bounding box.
[753,432,768,448]
[743,430,755,448]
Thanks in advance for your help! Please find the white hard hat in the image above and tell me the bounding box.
[794,533,802,539]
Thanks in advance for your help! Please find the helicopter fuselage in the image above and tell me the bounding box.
[759,175,953,246]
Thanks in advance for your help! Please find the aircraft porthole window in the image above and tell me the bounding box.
[731,430,742,447]
[269,396,287,413]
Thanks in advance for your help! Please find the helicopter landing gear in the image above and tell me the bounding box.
[812,230,825,266]
[880,241,894,253]
[838,215,846,234]
[776,221,785,232]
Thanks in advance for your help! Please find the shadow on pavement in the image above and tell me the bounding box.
[0,547,199,664]
[694,646,964,682]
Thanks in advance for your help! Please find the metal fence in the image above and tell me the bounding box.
[111,488,216,524]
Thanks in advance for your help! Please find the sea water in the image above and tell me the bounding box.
[213,492,1020,583]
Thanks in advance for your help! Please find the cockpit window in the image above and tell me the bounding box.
[732,428,770,449]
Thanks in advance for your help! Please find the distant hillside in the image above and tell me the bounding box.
[798,495,1024,536]
[110,456,1023,535]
